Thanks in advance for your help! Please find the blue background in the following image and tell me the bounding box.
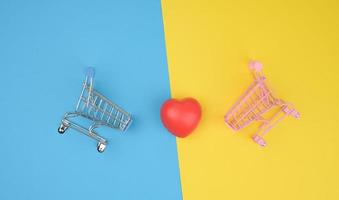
[0,0,182,199]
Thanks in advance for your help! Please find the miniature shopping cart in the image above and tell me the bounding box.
[224,61,300,147]
[58,68,132,153]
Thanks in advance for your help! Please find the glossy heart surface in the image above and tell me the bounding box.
[160,98,201,138]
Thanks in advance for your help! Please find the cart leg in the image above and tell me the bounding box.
[253,110,289,147]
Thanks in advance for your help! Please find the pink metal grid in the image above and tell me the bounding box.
[224,61,300,147]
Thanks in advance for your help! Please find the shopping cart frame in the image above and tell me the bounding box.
[224,61,300,147]
[58,68,132,153]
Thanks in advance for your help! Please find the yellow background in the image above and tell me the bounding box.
[161,0,339,199]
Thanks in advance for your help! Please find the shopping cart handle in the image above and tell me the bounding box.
[85,67,95,78]
[249,61,263,72]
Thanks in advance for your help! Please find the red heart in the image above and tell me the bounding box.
[160,98,202,138]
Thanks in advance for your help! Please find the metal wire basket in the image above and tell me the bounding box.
[58,68,132,153]
[224,61,300,147]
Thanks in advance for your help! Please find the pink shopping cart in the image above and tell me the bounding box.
[224,61,300,147]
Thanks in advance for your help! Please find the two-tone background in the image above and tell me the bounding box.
[1,0,339,199]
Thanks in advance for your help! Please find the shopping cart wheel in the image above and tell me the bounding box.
[97,142,106,153]
[58,124,68,134]
[252,134,267,147]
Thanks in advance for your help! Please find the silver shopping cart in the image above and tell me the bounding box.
[58,68,132,153]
